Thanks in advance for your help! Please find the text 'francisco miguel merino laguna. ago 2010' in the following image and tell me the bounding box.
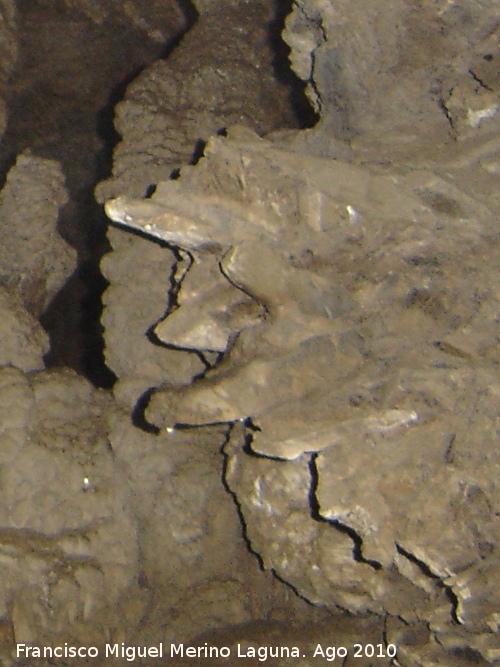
[17,642,398,662]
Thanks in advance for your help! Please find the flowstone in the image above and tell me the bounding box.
[105,125,500,664]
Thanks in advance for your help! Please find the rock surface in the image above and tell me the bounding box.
[61,0,183,39]
[95,0,299,203]
[104,68,500,667]
[1,0,500,663]
[0,287,49,372]
[0,367,139,647]
[0,151,76,316]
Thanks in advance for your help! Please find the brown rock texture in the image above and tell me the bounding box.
[1,0,500,663]
[103,0,500,654]
[0,151,76,316]
[95,0,299,203]
[105,121,500,662]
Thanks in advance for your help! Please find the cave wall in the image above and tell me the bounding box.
[101,0,500,664]
[0,0,499,664]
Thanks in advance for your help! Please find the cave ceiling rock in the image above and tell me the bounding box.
[105,125,500,662]
[0,151,76,317]
[103,125,498,433]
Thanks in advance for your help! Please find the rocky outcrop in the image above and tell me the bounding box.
[101,227,206,412]
[1,0,500,661]
[0,367,138,647]
[282,0,500,155]
[0,287,49,372]
[96,0,303,408]
[0,362,314,653]
[100,1,500,661]
[104,100,500,667]
[0,2,326,655]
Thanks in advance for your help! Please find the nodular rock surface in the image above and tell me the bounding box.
[95,0,299,204]
[0,151,76,316]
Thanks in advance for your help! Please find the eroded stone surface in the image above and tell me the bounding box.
[105,123,500,663]
[0,151,75,316]
[1,0,500,662]
[0,367,140,646]
[0,287,49,372]
[100,228,205,411]
[95,0,300,203]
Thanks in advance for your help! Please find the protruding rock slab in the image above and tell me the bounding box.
[105,125,500,663]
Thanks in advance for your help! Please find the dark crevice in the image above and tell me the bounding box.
[191,351,222,380]
[220,426,265,572]
[438,94,456,134]
[95,64,151,181]
[309,454,382,570]
[139,245,221,383]
[468,68,494,92]
[79,258,117,388]
[145,323,215,380]
[157,246,192,319]
[220,425,315,606]
[131,388,161,435]
[267,567,319,606]
[242,429,300,463]
[395,543,442,580]
[40,252,117,389]
[395,543,461,624]
[177,0,199,27]
[174,420,233,431]
[0,151,18,194]
[145,183,157,198]
[140,246,225,382]
[162,0,199,58]
[220,426,330,607]
[190,138,207,165]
